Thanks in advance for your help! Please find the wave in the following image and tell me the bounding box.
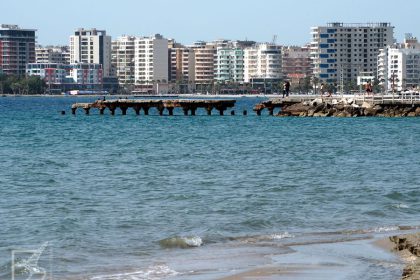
[228,231,295,244]
[90,264,178,280]
[159,236,203,249]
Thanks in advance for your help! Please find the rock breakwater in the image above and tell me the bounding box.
[277,98,420,117]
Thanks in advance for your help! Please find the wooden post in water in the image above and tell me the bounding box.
[133,106,140,115]
[167,107,174,116]
[206,107,212,115]
[84,108,90,115]
[183,108,189,116]
[120,106,127,115]
[143,107,149,115]
[99,108,105,115]
[72,108,77,115]
[190,107,197,116]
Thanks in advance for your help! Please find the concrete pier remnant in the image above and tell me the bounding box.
[71,99,236,116]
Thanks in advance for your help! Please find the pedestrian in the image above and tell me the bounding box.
[320,83,325,96]
[365,81,373,95]
[283,81,290,98]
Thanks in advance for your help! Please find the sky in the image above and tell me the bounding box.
[3,0,420,46]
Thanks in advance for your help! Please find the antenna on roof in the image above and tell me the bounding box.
[272,35,278,45]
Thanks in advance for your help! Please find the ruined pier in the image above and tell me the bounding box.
[71,99,236,116]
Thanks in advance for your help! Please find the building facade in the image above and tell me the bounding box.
[244,43,282,83]
[134,34,168,85]
[378,36,420,92]
[311,22,394,84]
[0,24,36,76]
[70,28,112,77]
[168,40,194,83]
[191,41,216,89]
[36,46,70,64]
[111,35,135,85]
[282,46,313,84]
[215,47,244,83]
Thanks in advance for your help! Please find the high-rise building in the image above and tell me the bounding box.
[282,46,313,82]
[378,35,420,91]
[310,22,394,83]
[36,46,70,64]
[0,24,36,76]
[70,28,112,77]
[191,41,217,89]
[134,34,168,84]
[215,47,244,83]
[111,36,135,85]
[244,43,282,83]
[169,47,194,83]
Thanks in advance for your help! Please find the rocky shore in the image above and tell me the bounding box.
[390,233,420,279]
[277,98,420,117]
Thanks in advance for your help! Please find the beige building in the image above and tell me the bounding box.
[36,46,70,64]
[282,46,312,79]
[190,41,216,89]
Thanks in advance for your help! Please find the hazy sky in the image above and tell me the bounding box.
[3,0,419,46]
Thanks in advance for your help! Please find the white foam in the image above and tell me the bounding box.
[270,232,295,240]
[182,236,203,247]
[392,203,410,209]
[372,226,400,233]
[90,264,179,280]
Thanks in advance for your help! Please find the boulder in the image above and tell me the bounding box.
[415,107,420,116]
[361,101,373,109]
[310,98,323,107]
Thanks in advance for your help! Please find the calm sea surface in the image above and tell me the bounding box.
[0,96,419,279]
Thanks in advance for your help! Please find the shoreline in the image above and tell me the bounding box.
[215,231,420,280]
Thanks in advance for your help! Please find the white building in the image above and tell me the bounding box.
[70,28,112,77]
[311,22,394,84]
[134,34,168,84]
[244,43,282,83]
[215,47,244,83]
[378,35,420,91]
[111,36,136,84]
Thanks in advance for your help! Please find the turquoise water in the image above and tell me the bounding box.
[0,96,419,279]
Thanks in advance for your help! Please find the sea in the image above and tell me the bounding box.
[0,96,419,280]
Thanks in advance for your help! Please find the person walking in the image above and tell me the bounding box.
[283,81,290,98]
[365,81,373,95]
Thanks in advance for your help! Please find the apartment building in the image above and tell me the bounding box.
[36,46,70,64]
[134,34,168,85]
[70,28,112,77]
[311,22,394,83]
[0,24,36,75]
[191,41,216,88]
[215,47,244,83]
[111,36,135,84]
[168,40,195,84]
[244,43,282,83]
[378,36,420,91]
[282,46,313,83]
